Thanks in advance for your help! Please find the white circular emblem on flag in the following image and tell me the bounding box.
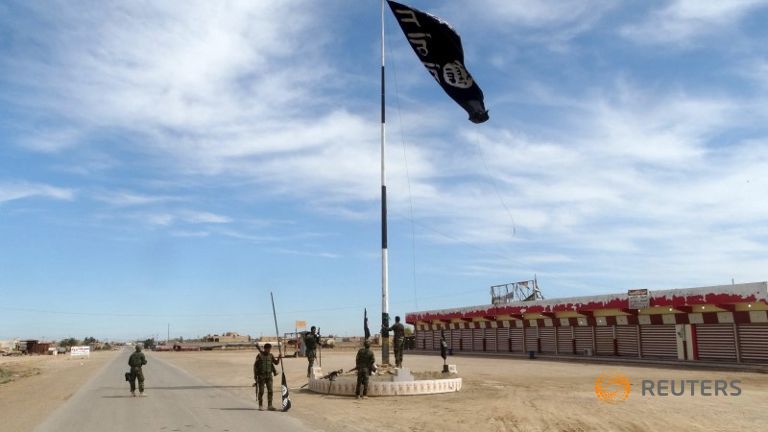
[442,61,474,88]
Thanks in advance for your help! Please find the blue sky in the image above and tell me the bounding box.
[1,0,767,341]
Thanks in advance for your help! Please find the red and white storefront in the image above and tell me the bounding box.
[406,282,768,364]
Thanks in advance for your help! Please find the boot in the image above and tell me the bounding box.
[268,405,277,411]
[131,391,136,397]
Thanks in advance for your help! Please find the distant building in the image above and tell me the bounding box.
[18,340,52,355]
[0,339,19,352]
[408,282,768,365]
[203,332,251,343]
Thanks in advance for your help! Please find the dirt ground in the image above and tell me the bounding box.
[0,351,117,432]
[155,350,766,432]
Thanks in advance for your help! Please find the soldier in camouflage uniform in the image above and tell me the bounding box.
[355,340,376,399]
[388,316,406,368]
[128,345,147,397]
[303,326,320,377]
[253,343,280,411]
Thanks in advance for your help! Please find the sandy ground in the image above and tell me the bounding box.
[0,351,118,432]
[154,350,766,432]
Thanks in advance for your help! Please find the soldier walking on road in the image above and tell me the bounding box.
[388,316,406,368]
[303,326,321,377]
[355,340,376,399]
[128,345,147,397]
[253,343,280,411]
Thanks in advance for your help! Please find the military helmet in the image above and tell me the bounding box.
[363,340,371,348]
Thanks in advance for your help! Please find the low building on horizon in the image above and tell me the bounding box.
[407,281,768,365]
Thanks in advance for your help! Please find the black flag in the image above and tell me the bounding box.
[387,0,489,123]
[270,292,291,412]
[280,372,292,411]
[364,308,371,340]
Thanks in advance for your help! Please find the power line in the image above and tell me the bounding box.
[387,33,419,310]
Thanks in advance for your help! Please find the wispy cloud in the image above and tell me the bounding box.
[134,210,232,227]
[93,190,176,207]
[0,181,74,204]
[1,1,766,304]
[621,0,768,45]
[170,230,210,238]
[271,248,340,259]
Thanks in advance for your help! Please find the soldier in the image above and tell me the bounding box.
[388,316,406,368]
[355,340,376,399]
[303,326,320,378]
[253,343,280,411]
[128,345,147,397]
[440,331,449,373]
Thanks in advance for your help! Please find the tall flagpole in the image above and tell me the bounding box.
[380,0,390,365]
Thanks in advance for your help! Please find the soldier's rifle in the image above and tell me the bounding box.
[318,327,322,368]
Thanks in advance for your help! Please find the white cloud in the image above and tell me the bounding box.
[622,0,768,45]
[18,127,82,153]
[135,210,232,227]
[94,191,175,207]
[182,211,232,224]
[170,230,210,238]
[439,0,617,49]
[0,181,74,203]
[460,0,616,27]
[2,2,767,295]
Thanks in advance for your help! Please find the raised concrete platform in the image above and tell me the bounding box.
[307,367,462,397]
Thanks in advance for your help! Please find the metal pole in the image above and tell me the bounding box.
[380,0,390,365]
[270,292,285,362]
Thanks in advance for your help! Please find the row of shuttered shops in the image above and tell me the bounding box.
[414,319,768,363]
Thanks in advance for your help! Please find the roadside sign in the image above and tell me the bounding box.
[70,346,91,358]
[295,320,307,330]
[627,289,650,309]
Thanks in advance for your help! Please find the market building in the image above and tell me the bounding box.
[406,281,768,364]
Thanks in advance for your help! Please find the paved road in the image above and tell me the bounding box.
[35,349,309,432]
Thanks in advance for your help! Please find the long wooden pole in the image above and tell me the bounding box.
[270,292,291,411]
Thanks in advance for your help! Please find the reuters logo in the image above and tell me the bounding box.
[595,373,631,403]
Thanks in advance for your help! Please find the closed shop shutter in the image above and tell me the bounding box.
[640,325,677,359]
[473,327,484,351]
[460,328,473,351]
[525,327,538,352]
[485,327,498,352]
[557,327,573,354]
[696,324,737,362]
[574,327,594,354]
[451,328,461,350]
[595,326,615,356]
[496,326,510,352]
[539,327,556,353]
[417,330,427,350]
[737,324,768,362]
[433,330,444,351]
[510,327,524,352]
[424,330,434,350]
[616,325,639,357]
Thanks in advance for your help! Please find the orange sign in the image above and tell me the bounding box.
[295,320,307,330]
[595,373,631,403]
